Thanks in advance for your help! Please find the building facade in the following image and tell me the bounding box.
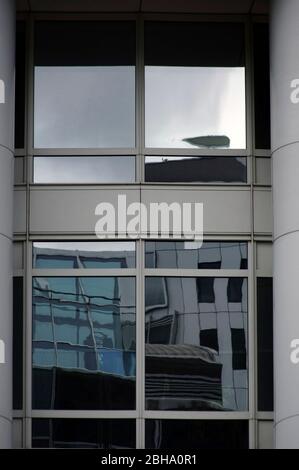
[0,0,298,449]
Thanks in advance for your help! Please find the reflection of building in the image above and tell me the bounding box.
[145,343,223,410]
[145,156,247,183]
[32,248,136,410]
[145,276,247,411]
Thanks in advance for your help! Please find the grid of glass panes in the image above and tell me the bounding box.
[13,14,273,449]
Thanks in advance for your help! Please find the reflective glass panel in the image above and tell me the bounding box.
[33,242,136,269]
[257,277,273,411]
[34,156,135,183]
[32,277,136,409]
[145,22,246,149]
[145,241,248,269]
[13,277,23,410]
[145,156,247,183]
[32,419,136,448]
[145,277,248,411]
[34,22,135,148]
[145,420,248,449]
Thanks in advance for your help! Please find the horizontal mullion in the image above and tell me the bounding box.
[144,148,248,157]
[144,269,248,277]
[31,410,138,419]
[143,411,250,420]
[32,269,136,277]
[32,148,137,156]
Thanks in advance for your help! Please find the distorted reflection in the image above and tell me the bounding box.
[34,156,135,184]
[145,277,248,411]
[32,277,136,409]
[32,419,136,448]
[145,156,247,183]
[33,242,136,269]
[145,241,248,269]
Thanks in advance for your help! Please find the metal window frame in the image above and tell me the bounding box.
[13,11,272,450]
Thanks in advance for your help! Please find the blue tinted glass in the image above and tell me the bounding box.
[32,276,136,410]
[33,242,136,269]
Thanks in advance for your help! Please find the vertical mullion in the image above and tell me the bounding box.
[246,15,257,449]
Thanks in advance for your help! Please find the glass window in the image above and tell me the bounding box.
[33,242,136,269]
[32,419,136,448]
[34,22,135,148]
[145,241,248,269]
[257,277,273,411]
[254,23,270,149]
[32,277,136,409]
[145,22,246,149]
[145,420,248,449]
[33,156,135,184]
[145,156,247,183]
[13,277,23,410]
[15,21,26,149]
[145,277,248,411]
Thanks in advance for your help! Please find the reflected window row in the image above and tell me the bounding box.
[33,240,248,270]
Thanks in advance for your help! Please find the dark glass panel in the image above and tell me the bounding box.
[32,277,136,409]
[32,419,136,449]
[145,277,248,411]
[35,22,136,67]
[257,277,273,411]
[13,277,23,410]
[145,22,245,67]
[254,23,271,149]
[145,420,248,449]
[15,21,26,149]
[33,242,136,269]
[145,241,248,269]
[145,156,247,183]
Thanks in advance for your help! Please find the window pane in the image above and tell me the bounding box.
[33,242,136,269]
[32,277,136,409]
[15,21,26,149]
[33,156,135,183]
[145,241,248,269]
[257,277,273,411]
[254,23,270,149]
[145,420,248,449]
[145,156,247,183]
[32,419,135,448]
[13,277,23,410]
[34,22,135,148]
[145,22,246,149]
[145,277,248,411]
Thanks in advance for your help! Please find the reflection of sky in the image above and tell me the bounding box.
[33,241,135,252]
[34,66,135,148]
[34,156,135,183]
[145,66,246,149]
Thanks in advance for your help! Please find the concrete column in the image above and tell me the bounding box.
[270,0,299,449]
[0,0,15,449]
